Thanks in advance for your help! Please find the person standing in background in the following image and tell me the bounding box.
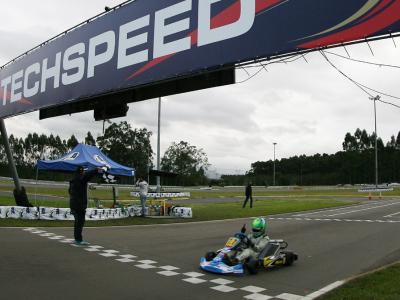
[242,182,253,208]
[136,177,149,217]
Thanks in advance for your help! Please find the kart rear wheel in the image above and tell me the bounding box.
[245,258,259,275]
[282,251,295,266]
[205,251,217,261]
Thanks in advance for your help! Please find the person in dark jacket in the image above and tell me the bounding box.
[69,166,103,245]
[242,182,253,208]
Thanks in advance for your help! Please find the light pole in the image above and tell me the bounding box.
[156,97,161,192]
[370,95,380,188]
[273,142,277,186]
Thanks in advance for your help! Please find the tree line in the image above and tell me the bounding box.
[221,129,400,186]
[3,124,398,187]
[0,121,210,185]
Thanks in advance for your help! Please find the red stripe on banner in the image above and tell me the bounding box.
[0,87,32,106]
[18,99,33,105]
[211,1,241,29]
[126,54,174,81]
[127,0,284,80]
[358,0,392,23]
[299,1,400,49]
[256,0,283,13]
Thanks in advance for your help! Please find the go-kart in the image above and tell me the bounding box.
[200,230,298,275]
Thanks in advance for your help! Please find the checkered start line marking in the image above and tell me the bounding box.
[22,227,325,300]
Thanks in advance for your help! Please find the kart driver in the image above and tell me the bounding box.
[236,217,270,262]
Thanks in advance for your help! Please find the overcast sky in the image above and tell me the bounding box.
[1,0,399,175]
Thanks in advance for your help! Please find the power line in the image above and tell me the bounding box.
[320,51,373,97]
[237,54,304,83]
[377,97,400,109]
[321,50,400,101]
[237,66,265,83]
[323,50,400,70]
[320,51,400,109]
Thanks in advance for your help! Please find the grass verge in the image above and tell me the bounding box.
[0,198,357,227]
[320,263,400,300]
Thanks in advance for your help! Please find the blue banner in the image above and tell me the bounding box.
[1,0,400,119]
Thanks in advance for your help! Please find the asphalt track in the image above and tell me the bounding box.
[1,199,400,300]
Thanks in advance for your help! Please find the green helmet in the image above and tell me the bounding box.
[251,217,266,238]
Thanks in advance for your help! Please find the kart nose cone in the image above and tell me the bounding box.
[200,257,244,274]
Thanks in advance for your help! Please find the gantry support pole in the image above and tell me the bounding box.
[0,119,31,206]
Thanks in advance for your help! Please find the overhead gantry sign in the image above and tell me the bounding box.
[0,0,399,119]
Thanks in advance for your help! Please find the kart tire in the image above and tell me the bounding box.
[245,258,259,275]
[282,251,295,266]
[205,251,217,261]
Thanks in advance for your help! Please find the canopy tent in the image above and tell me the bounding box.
[37,144,135,177]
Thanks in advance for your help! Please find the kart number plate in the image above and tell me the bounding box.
[225,238,238,247]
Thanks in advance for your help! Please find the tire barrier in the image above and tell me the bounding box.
[130,192,191,198]
[170,207,192,218]
[0,205,192,220]
[0,206,39,220]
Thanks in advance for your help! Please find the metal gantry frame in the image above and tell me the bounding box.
[0,119,22,191]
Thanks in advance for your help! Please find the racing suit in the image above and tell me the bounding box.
[236,233,270,262]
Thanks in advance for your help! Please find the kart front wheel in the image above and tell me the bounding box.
[205,251,217,261]
[245,258,259,275]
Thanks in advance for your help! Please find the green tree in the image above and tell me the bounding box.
[360,129,371,150]
[85,132,96,146]
[161,141,210,185]
[342,132,357,151]
[396,131,400,150]
[9,135,25,166]
[387,135,396,149]
[96,122,153,177]
[67,134,79,150]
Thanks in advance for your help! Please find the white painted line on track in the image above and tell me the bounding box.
[135,263,157,269]
[182,277,207,284]
[157,270,180,276]
[383,211,400,218]
[244,293,273,300]
[292,202,379,217]
[116,258,135,263]
[210,278,235,285]
[303,280,345,300]
[182,271,205,277]
[159,265,179,271]
[323,202,400,217]
[23,228,37,231]
[48,235,65,240]
[39,233,55,237]
[269,217,400,224]
[59,238,74,243]
[210,285,238,293]
[99,252,118,257]
[241,286,266,293]
[119,254,137,259]
[137,259,157,264]
[31,230,47,234]
[275,293,304,300]
[84,245,104,251]
[102,249,119,253]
